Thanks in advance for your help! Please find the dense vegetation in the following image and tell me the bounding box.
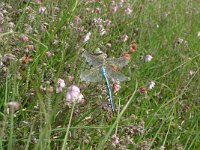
[0,0,200,149]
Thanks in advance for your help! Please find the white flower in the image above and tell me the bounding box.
[83,32,91,42]
[177,38,184,44]
[8,22,15,28]
[189,70,194,76]
[188,70,195,79]
[197,32,200,37]
[99,25,106,36]
[0,13,4,24]
[147,81,155,90]
[145,54,153,62]
[56,78,65,93]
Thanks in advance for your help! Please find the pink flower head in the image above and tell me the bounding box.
[111,134,120,148]
[78,26,84,32]
[96,7,101,14]
[7,102,20,112]
[66,85,84,102]
[111,1,118,13]
[74,16,82,25]
[111,4,118,13]
[82,32,91,42]
[39,6,46,14]
[113,81,121,93]
[20,35,29,42]
[119,0,125,7]
[125,5,133,15]
[68,75,74,82]
[121,34,128,42]
[35,0,42,4]
[56,78,65,93]
[105,19,112,27]
[46,51,52,58]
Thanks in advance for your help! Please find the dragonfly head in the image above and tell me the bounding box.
[94,49,107,59]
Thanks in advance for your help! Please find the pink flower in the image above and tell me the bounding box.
[7,102,20,112]
[96,7,101,14]
[111,1,118,13]
[119,0,125,7]
[35,0,41,4]
[46,51,52,58]
[111,5,118,13]
[111,134,120,148]
[20,35,29,42]
[125,5,133,15]
[121,34,128,42]
[105,19,112,27]
[66,85,84,102]
[113,81,121,93]
[82,32,91,42]
[68,75,74,82]
[74,16,82,25]
[78,26,84,32]
[56,78,65,93]
[39,6,46,14]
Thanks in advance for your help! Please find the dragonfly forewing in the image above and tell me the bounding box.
[80,67,103,82]
[82,51,104,67]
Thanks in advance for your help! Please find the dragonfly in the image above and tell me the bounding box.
[80,50,130,112]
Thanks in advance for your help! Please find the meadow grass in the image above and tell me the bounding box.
[0,0,200,149]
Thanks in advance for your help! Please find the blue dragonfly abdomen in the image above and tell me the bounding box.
[101,67,115,112]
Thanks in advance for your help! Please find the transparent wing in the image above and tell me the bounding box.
[107,57,129,68]
[106,66,130,82]
[82,51,103,67]
[80,67,103,82]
